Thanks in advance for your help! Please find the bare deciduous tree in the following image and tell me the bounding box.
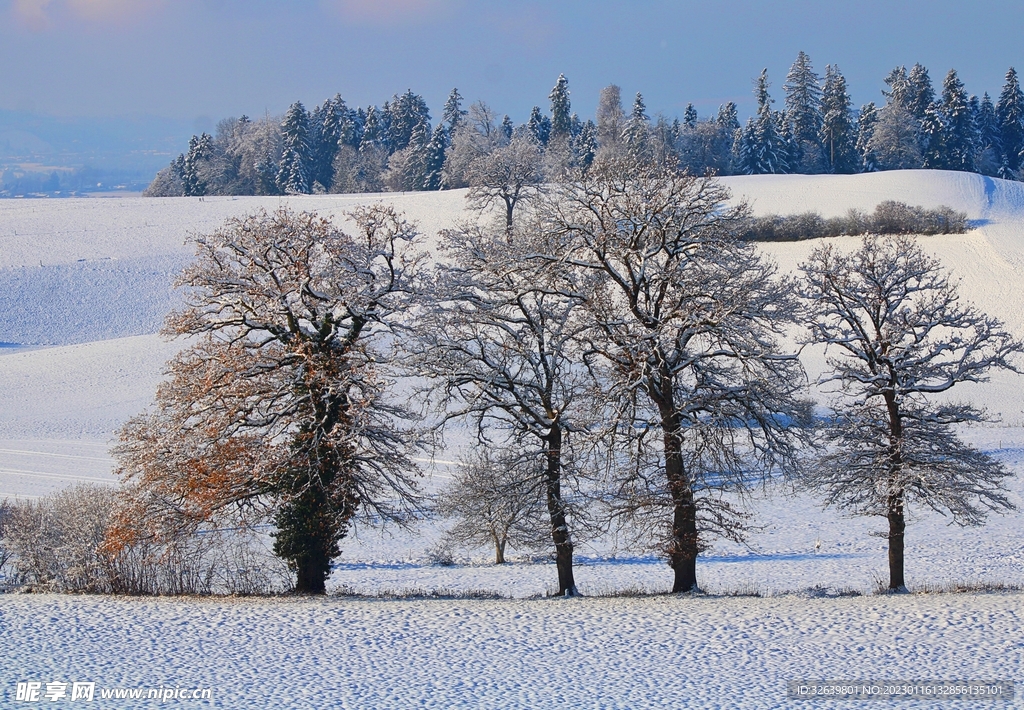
[109,206,423,594]
[436,449,547,564]
[414,218,592,595]
[866,105,923,171]
[441,101,507,189]
[541,162,807,593]
[595,84,626,160]
[800,235,1021,591]
[465,132,543,233]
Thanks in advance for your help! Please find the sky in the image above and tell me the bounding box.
[2,1,1024,144]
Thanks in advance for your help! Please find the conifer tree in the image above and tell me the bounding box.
[623,92,650,163]
[717,102,740,133]
[574,119,597,170]
[387,90,431,152]
[310,96,345,192]
[346,107,367,149]
[683,103,698,128]
[360,106,387,152]
[442,88,467,139]
[975,93,1002,175]
[549,74,572,140]
[996,67,1024,177]
[740,70,789,174]
[784,51,824,172]
[528,106,551,146]
[920,103,947,169]
[422,125,448,191]
[882,66,912,110]
[182,133,214,197]
[906,63,935,124]
[940,69,976,172]
[856,102,879,172]
[277,102,311,195]
[819,65,857,174]
[385,117,431,191]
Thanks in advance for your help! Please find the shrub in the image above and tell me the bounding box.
[3,485,116,592]
[0,484,289,595]
[739,202,967,241]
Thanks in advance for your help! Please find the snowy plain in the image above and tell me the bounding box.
[1,171,1024,708]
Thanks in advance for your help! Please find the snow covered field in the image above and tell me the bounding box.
[3,591,1021,708]
[2,171,1023,708]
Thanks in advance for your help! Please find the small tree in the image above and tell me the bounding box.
[800,236,1021,591]
[465,132,543,233]
[109,207,423,594]
[437,449,547,564]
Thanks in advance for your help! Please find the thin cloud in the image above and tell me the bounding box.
[12,0,53,30]
[322,0,457,26]
[10,0,164,30]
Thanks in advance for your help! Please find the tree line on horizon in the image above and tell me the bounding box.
[145,53,1024,199]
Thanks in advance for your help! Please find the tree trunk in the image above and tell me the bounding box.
[295,558,328,594]
[494,538,506,565]
[544,425,577,596]
[883,390,908,592]
[504,199,514,236]
[658,399,699,593]
[887,491,907,591]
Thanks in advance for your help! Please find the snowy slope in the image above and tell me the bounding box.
[1,171,1024,585]
[2,172,1024,710]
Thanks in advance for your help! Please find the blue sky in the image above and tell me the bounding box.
[3,0,1024,129]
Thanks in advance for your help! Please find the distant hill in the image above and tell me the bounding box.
[0,110,195,196]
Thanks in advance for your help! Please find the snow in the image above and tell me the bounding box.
[2,592,1021,708]
[2,171,1024,708]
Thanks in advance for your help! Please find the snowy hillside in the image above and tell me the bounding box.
[2,170,1024,565]
[3,171,1024,709]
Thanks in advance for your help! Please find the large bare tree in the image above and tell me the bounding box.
[109,206,423,594]
[800,235,1021,591]
[414,218,592,596]
[541,161,807,593]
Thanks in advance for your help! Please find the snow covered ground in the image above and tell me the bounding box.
[3,591,1021,709]
[1,171,1023,708]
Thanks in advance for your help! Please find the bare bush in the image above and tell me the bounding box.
[0,484,289,595]
[4,485,116,592]
[105,522,291,596]
[739,201,967,241]
[0,499,17,589]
